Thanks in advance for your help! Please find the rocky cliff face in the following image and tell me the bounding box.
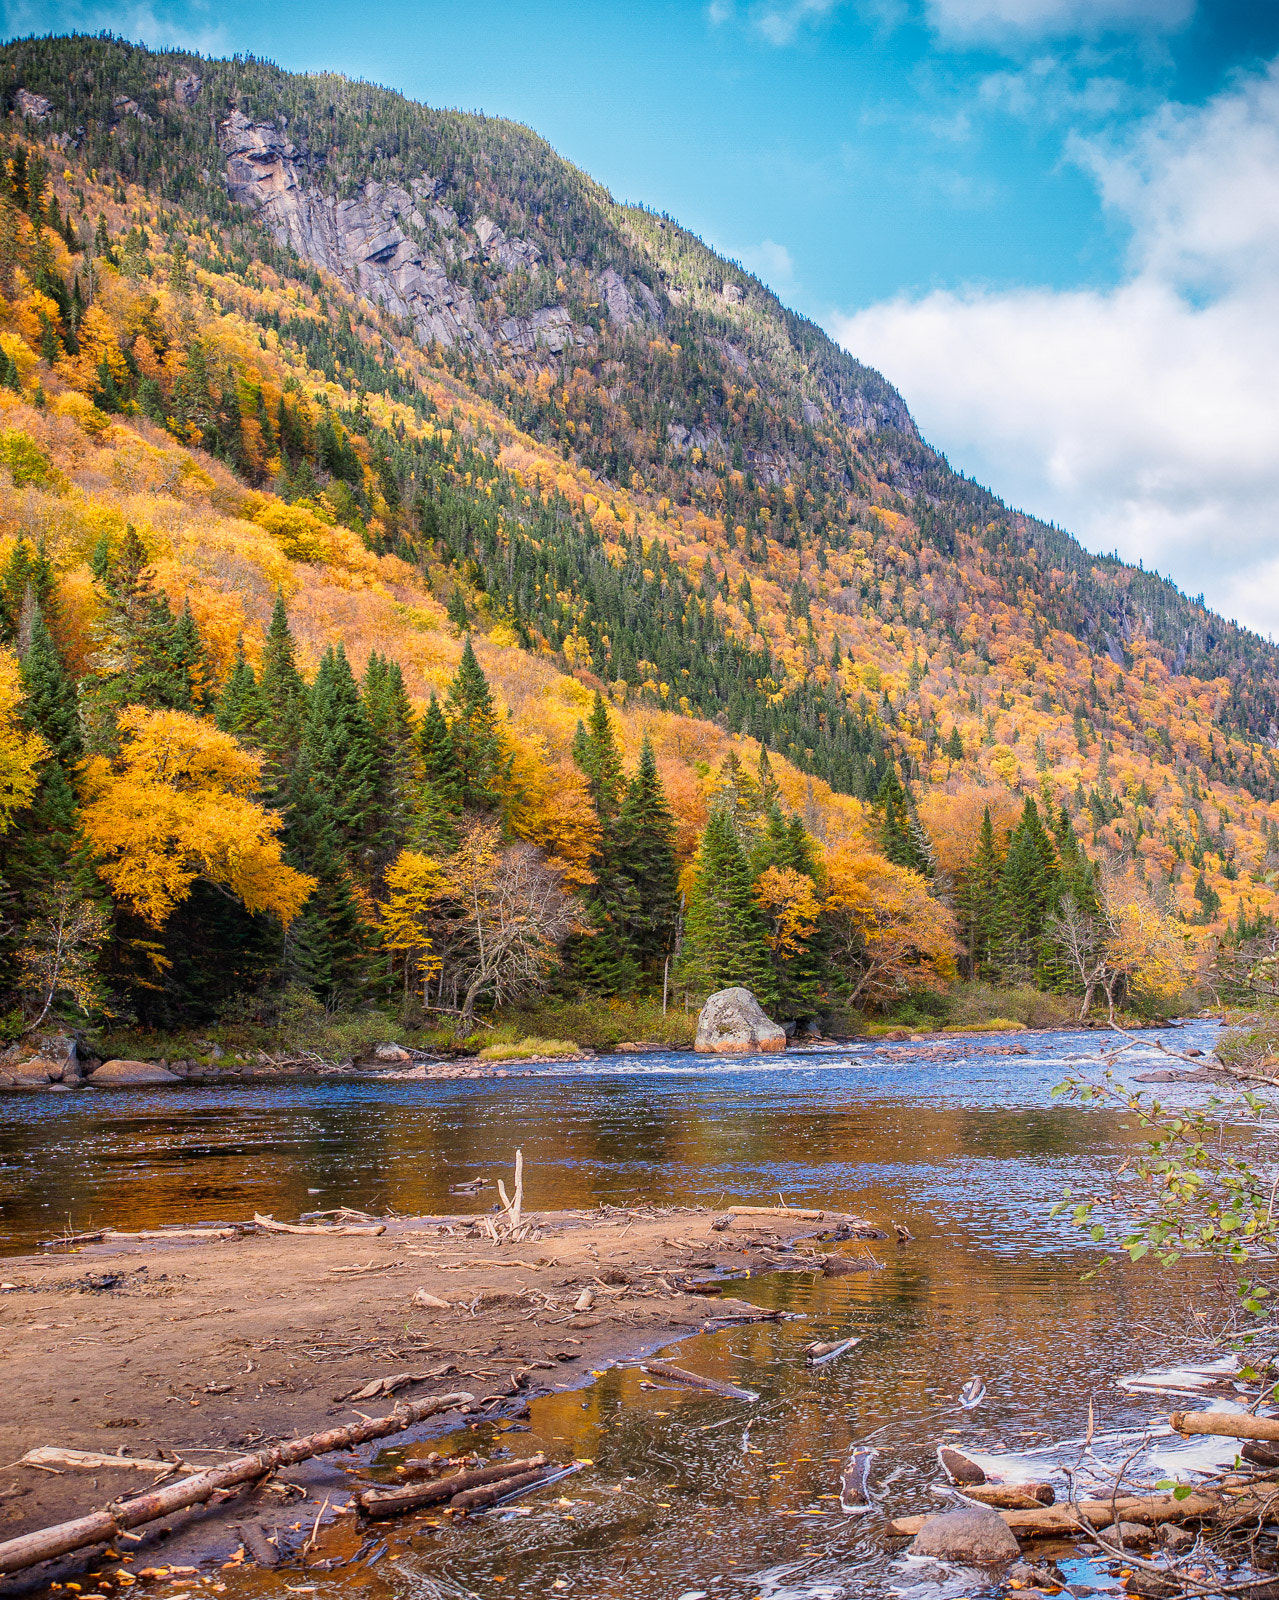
[220,111,658,359]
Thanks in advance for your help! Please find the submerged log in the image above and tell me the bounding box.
[889,1489,1222,1540]
[639,1359,758,1402]
[358,1456,545,1518]
[1170,1410,1279,1442]
[0,1392,475,1575]
[450,1466,552,1512]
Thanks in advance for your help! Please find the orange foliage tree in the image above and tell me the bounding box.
[822,844,959,1008]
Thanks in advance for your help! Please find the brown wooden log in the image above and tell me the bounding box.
[0,1392,475,1575]
[450,1467,553,1512]
[1170,1410,1279,1442]
[639,1359,758,1402]
[952,1483,1056,1509]
[357,1456,545,1518]
[253,1213,385,1237]
[889,1489,1223,1539]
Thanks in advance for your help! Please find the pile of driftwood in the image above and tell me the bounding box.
[39,1210,388,1248]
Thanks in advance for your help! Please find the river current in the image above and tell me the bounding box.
[0,1021,1243,1597]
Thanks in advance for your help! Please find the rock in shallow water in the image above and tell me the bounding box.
[908,1507,1020,1566]
[87,1059,179,1086]
[694,987,786,1054]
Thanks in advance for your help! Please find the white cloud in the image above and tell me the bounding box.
[737,237,796,287]
[926,0,1193,41]
[827,58,1279,634]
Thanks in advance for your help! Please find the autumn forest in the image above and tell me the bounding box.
[0,33,1271,1052]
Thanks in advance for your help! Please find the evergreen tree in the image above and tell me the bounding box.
[680,806,775,1001]
[876,766,929,875]
[304,644,383,875]
[615,734,679,964]
[361,651,416,879]
[0,539,57,642]
[19,605,81,769]
[571,690,638,993]
[256,592,307,792]
[412,693,462,850]
[443,638,505,809]
[215,640,263,742]
[956,805,1001,977]
[995,797,1061,979]
[279,747,367,1000]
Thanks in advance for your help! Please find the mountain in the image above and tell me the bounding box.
[0,30,1272,1032]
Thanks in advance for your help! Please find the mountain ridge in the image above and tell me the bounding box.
[0,31,1273,1032]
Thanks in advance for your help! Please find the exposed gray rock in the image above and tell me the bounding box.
[497,305,587,355]
[220,112,494,352]
[15,90,51,122]
[371,1042,412,1062]
[475,214,540,273]
[112,95,153,126]
[908,1507,1020,1566]
[694,988,787,1055]
[173,73,202,107]
[87,1060,179,1086]
[598,267,661,329]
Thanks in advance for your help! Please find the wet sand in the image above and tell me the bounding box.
[0,1205,870,1583]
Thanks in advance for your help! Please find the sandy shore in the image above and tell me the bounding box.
[0,1204,877,1586]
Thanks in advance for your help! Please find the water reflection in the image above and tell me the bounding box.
[5,1018,1221,1598]
[0,1023,1218,1250]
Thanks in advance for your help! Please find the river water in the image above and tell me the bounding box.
[0,1021,1245,1598]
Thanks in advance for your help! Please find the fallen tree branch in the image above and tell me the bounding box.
[638,1359,758,1402]
[1171,1411,1279,1442]
[0,1392,475,1576]
[8,1449,186,1474]
[253,1213,386,1237]
[357,1455,545,1518]
[889,1488,1223,1539]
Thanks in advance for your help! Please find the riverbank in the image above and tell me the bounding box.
[0,1204,878,1581]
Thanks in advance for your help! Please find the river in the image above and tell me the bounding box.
[0,1021,1242,1597]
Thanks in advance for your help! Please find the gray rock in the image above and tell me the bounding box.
[173,73,202,107]
[372,1042,411,1062]
[15,89,51,121]
[219,112,496,353]
[908,1507,1020,1567]
[694,988,787,1055]
[87,1060,179,1086]
[1159,1524,1194,1554]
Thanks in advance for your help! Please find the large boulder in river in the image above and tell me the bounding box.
[694,988,787,1055]
[909,1507,1020,1566]
[87,1059,179,1086]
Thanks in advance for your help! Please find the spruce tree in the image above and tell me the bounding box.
[412,693,463,851]
[361,651,415,879]
[256,593,307,794]
[304,645,383,875]
[279,748,367,1000]
[215,640,263,742]
[995,797,1061,979]
[957,805,1001,977]
[19,605,81,769]
[877,766,929,875]
[571,691,638,993]
[444,638,504,809]
[615,734,679,964]
[680,807,775,1002]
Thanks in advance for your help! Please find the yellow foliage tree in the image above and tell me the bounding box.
[253,502,333,562]
[80,708,316,926]
[380,848,446,1001]
[498,735,600,890]
[755,865,820,959]
[823,844,959,1008]
[0,650,47,832]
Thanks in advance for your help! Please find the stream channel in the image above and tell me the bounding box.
[0,1020,1249,1597]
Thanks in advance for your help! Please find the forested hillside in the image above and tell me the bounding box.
[0,31,1270,1040]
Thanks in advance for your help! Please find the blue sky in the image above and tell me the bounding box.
[4,0,1279,631]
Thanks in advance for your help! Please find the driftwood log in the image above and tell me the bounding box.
[1170,1410,1279,1442]
[253,1213,385,1237]
[943,1482,1056,1509]
[358,1456,545,1518]
[890,1488,1223,1539]
[13,1448,185,1474]
[639,1359,758,1402]
[0,1392,475,1576]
